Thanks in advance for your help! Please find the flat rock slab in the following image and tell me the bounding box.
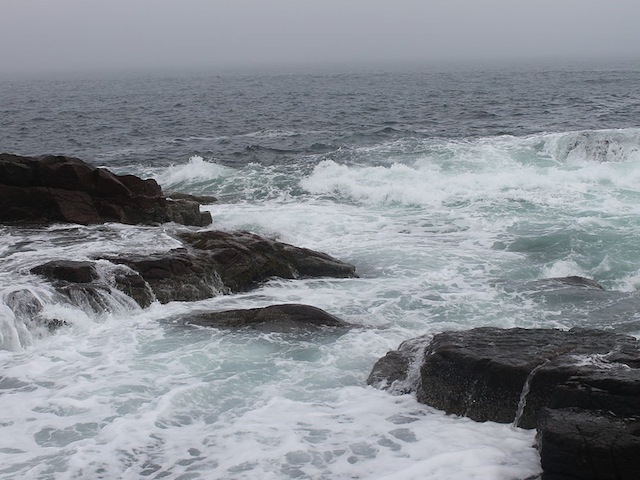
[183,304,351,330]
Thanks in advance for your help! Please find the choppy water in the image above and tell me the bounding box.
[2,63,640,479]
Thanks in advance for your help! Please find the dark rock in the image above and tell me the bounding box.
[178,230,357,290]
[166,191,218,204]
[0,153,211,226]
[548,276,605,290]
[537,408,640,480]
[106,231,356,303]
[30,260,155,309]
[367,335,430,393]
[368,327,640,427]
[184,304,350,330]
[106,249,221,303]
[113,270,155,308]
[165,199,212,227]
[31,260,99,284]
[369,327,640,480]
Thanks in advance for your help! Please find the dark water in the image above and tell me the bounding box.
[3,63,640,169]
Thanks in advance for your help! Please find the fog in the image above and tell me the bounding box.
[2,0,640,76]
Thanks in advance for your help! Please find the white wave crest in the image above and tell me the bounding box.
[542,128,640,164]
[156,156,231,188]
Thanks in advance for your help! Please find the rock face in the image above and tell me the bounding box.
[0,153,211,226]
[183,304,350,330]
[368,327,640,480]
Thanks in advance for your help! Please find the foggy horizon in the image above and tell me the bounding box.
[3,0,640,79]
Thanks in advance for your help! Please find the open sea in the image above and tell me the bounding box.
[2,62,640,479]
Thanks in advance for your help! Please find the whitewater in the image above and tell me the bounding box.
[2,65,640,479]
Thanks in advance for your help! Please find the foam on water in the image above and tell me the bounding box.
[3,127,640,478]
[0,306,540,480]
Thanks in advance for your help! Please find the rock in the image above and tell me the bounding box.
[31,260,99,284]
[0,153,211,226]
[166,191,218,204]
[30,260,154,309]
[184,304,350,330]
[105,249,222,303]
[536,408,640,480]
[106,231,356,303]
[178,230,357,289]
[367,335,430,393]
[112,270,155,308]
[369,327,640,428]
[368,327,640,480]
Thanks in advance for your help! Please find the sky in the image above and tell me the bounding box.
[2,0,640,76]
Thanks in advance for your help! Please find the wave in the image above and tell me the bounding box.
[542,128,640,163]
[155,155,233,190]
[300,129,640,210]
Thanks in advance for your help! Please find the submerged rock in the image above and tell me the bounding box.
[368,327,640,480]
[184,304,350,330]
[0,153,211,226]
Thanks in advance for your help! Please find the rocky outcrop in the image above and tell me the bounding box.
[0,153,211,226]
[368,327,640,480]
[31,232,357,306]
[177,230,357,291]
[105,230,356,303]
[182,304,350,330]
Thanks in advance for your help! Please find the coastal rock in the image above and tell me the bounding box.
[30,231,356,307]
[369,327,640,428]
[183,304,350,330]
[178,230,357,289]
[104,249,221,303]
[30,260,154,309]
[0,153,211,226]
[31,260,99,284]
[537,408,640,480]
[368,327,640,480]
[107,230,357,303]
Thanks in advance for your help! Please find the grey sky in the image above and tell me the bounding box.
[2,0,640,76]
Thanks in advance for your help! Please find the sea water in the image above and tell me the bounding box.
[2,63,640,479]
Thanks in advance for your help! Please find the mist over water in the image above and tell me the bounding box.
[2,65,640,479]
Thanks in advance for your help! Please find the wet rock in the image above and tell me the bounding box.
[166,191,218,204]
[368,327,640,480]
[165,198,212,227]
[178,230,357,290]
[31,260,99,284]
[106,231,356,303]
[29,230,355,307]
[112,270,155,308]
[30,260,154,309]
[184,304,350,330]
[369,327,640,428]
[367,335,430,393]
[537,408,640,480]
[0,153,211,226]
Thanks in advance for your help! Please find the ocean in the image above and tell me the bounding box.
[2,62,640,479]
